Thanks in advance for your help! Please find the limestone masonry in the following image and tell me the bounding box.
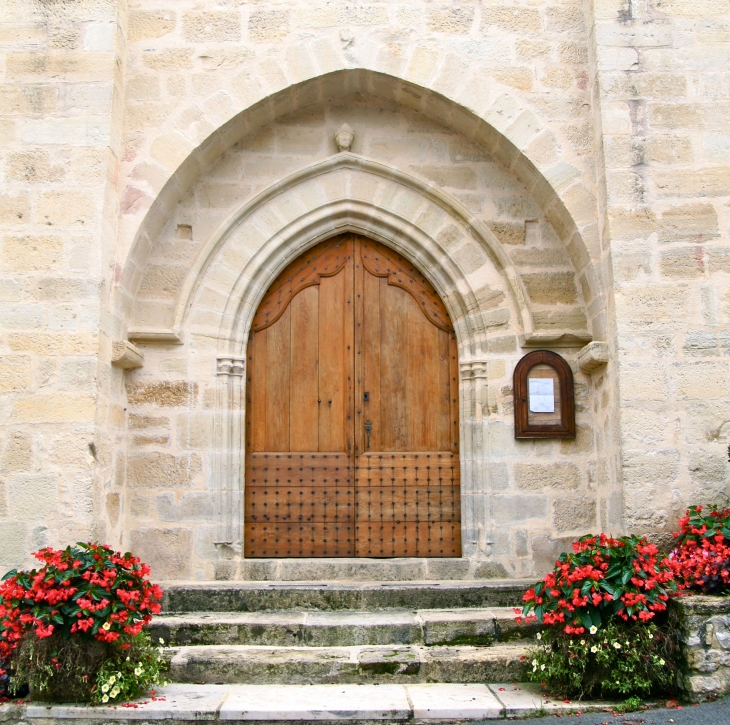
[0,0,728,581]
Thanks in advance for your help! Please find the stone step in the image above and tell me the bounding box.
[150,607,536,648]
[162,579,532,613]
[166,642,530,685]
[4,682,622,723]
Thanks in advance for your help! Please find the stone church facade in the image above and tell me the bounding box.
[0,0,728,582]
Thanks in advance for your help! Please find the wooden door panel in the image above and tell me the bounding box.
[245,234,460,558]
[355,521,462,558]
[356,452,460,485]
[355,485,460,522]
[246,523,355,558]
[247,490,354,524]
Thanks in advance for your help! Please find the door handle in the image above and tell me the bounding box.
[365,420,372,449]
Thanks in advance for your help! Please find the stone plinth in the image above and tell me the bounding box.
[678,596,730,701]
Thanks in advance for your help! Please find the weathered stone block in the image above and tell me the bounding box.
[482,8,541,34]
[14,393,95,423]
[126,381,198,407]
[522,272,577,304]
[0,356,32,393]
[0,522,27,568]
[249,10,289,43]
[553,497,596,533]
[2,234,64,271]
[672,362,729,400]
[9,474,58,519]
[130,528,193,580]
[129,9,176,41]
[127,452,202,488]
[428,8,474,34]
[622,450,680,486]
[492,495,548,524]
[514,462,581,491]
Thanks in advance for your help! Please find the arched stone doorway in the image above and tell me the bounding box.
[244,233,460,558]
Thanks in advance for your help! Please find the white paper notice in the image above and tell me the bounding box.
[529,378,555,413]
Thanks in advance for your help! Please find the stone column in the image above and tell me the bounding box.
[212,356,246,551]
[459,360,489,559]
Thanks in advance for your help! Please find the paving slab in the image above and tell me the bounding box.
[220,684,410,720]
[406,683,503,719]
[488,683,618,716]
[24,684,229,720]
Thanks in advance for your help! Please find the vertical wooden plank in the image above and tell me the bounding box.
[379,278,408,451]
[265,305,291,451]
[251,330,267,453]
[449,333,459,453]
[407,301,441,451]
[436,329,452,452]
[353,237,364,457]
[360,268,381,452]
[318,267,347,452]
[343,236,355,459]
[289,285,319,452]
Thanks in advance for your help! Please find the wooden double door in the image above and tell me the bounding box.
[244,234,460,558]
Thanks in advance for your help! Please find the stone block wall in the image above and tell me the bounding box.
[0,0,126,570]
[593,0,730,548]
[0,0,727,581]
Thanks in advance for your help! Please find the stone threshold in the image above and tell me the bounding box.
[2,683,619,722]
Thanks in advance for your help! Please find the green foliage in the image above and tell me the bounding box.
[92,632,167,705]
[11,631,167,704]
[613,696,643,713]
[526,619,680,700]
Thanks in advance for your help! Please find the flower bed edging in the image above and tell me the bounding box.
[675,595,730,701]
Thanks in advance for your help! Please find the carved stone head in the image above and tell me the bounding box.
[334,123,355,152]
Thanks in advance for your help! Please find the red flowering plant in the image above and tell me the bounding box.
[520,533,677,634]
[669,504,730,594]
[519,533,681,699]
[0,542,165,703]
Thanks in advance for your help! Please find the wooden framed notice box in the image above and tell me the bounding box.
[514,350,575,439]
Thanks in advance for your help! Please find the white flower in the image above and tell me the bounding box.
[102,684,110,693]
[159,638,165,644]
[540,664,546,671]
[108,675,116,684]
[532,659,538,666]
[111,687,120,698]
[613,642,621,649]
[591,646,598,653]
[134,667,142,676]
[659,658,665,666]
[102,696,109,704]
[580,640,585,645]
[536,633,542,640]
[102,622,111,631]
[589,626,598,635]
[648,633,653,640]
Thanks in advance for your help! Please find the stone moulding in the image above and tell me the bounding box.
[127,329,183,345]
[520,332,593,349]
[110,340,144,370]
[173,152,534,344]
[577,341,609,373]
